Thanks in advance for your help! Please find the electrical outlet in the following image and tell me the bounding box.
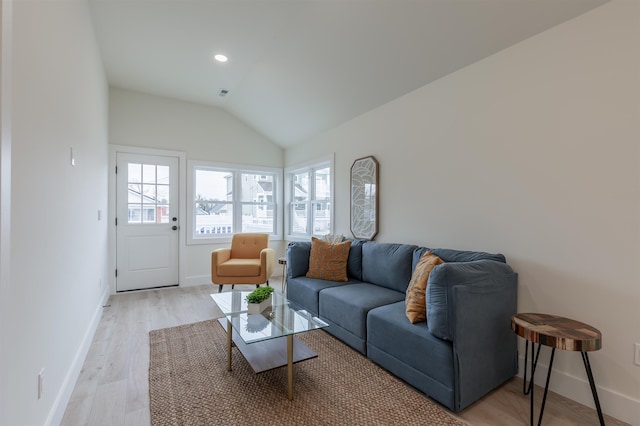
[38,368,44,399]
[635,343,640,366]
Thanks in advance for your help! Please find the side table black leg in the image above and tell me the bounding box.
[525,342,542,425]
[582,352,605,426]
[524,341,542,395]
[530,342,534,425]
[523,340,530,394]
[537,348,555,426]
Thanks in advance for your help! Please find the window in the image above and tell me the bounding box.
[193,168,234,237]
[285,157,333,240]
[188,161,282,244]
[126,163,170,224]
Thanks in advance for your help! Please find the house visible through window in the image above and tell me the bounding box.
[188,161,282,244]
[286,157,333,239]
[193,168,234,237]
[127,163,170,224]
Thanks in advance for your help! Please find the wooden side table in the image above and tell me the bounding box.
[511,313,604,426]
[278,257,287,294]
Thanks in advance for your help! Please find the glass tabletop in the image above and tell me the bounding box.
[210,291,328,344]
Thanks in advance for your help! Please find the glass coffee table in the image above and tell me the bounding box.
[210,291,328,400]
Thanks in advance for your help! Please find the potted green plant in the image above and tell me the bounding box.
[246,286,275,314]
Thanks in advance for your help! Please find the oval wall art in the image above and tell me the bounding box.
[350,156,378,240]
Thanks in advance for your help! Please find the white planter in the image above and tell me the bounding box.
[247,294,272,314]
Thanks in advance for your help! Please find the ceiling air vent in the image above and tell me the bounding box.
[218,89,229,97]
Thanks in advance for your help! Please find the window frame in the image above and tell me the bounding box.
[187,160,282,245]
[284,155,334,241]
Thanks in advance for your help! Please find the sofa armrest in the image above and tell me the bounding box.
[452,278,518,410]
[286,241,312,278]
[426,260,518,410]
[427,260,516,340]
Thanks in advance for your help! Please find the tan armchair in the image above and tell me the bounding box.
[211,233,275,293]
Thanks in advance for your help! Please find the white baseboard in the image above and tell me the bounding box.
[180,275,211,287]
[47,287,110,426]
[517,354,640,426]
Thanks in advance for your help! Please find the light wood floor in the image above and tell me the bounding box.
[61,281,628,426]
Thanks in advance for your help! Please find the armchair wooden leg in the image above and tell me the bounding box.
[255,284,260,289]
[218,285,223,293]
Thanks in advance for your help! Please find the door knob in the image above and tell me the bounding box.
[172,225,178,231]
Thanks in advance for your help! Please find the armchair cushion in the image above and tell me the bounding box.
[217,259,262,276]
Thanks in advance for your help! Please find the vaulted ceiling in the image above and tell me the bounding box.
[89,0,607,147]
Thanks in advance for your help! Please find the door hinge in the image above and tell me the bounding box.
[115,269,118,278]
[115,165,118,174]
[115,217,118,226]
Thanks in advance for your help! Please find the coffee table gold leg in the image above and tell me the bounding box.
[287,334,293,400]
[227,319,232,372]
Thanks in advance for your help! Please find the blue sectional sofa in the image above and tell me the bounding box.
[286,239,518,412]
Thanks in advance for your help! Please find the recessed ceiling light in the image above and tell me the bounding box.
[213,54,228,63]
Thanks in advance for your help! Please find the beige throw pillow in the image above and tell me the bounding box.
[306,237,352,282]
[405,251,444,324]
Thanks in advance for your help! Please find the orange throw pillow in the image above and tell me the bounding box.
[405,251,444,324]
[306,237,352,282]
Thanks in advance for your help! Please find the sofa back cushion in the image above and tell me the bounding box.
[362,242,417,292]
[287,241,311,278]
[347,239,365,281]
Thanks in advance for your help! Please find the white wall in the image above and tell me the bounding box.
[3,1,109,425]
[287,1,640,423]
[108,88,286,289]
[0,0,13,421]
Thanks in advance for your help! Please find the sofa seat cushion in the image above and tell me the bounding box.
[319,283,405,339]
[287,276,357,316]
[217,258,261,276]
[367,301,454,386]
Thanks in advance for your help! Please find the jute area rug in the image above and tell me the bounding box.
[149,319,464,425]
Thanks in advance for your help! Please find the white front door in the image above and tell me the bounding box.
[116,152,179,291]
